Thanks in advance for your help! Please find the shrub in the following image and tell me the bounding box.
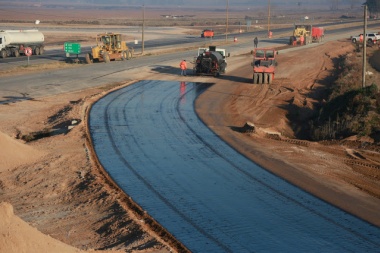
[310,48,380,142]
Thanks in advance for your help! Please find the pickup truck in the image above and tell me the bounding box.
[351,32,380,44]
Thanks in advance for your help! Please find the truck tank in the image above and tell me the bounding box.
[0,30,44,45]
[195,51,227,76]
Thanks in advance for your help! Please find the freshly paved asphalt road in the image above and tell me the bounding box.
[89,80,380,252]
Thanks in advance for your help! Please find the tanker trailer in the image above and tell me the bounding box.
[0,30,45,58]
[194,50,227,77]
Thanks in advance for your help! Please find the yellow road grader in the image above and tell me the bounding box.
[86,33,133,63]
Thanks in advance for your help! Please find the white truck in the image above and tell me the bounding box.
[0,30,45,58]
[351,32,380,45]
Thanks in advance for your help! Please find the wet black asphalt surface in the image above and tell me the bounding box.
[89,80,380,253]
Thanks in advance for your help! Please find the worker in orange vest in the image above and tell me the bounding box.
[180,59,187,76]
[359,34,363,43]
[300,35,305,45]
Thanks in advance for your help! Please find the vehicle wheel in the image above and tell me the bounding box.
[352,38,357,43]
[1,50,7,58]
[85,53,93,64]
[263,73,268,84]
[34,47,40,55]
[268,73,273,84]
[39,47,44,55]
[127,50,132,60]
[13,50,20,57]
[121,51,127,61]
[253,73,258,84]
[257,73,263,84]
[103,52,110,63]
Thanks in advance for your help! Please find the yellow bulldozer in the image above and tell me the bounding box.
[86,33,133,63]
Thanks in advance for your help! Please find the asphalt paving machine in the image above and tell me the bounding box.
[194,46,227,77]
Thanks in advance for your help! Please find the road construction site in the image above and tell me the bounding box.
[1,19,380,253]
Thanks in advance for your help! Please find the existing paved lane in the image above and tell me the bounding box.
[89,80,380,252]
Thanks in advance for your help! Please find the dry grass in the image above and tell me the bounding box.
[0,62,78,77]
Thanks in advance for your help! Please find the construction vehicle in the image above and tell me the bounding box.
[311,27,325,42]
[251,48,277,84]
[85,32,133,63]
[196,46,229,62]
[194,46,227,77]
[0,30,44,58]
[289,25,325,45]
[201,29,214,38]
[289,24,311,45]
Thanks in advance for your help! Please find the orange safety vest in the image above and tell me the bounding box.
[180,60,187,70]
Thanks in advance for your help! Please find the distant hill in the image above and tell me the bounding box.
[4,0,362,10]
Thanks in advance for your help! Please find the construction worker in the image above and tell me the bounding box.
[254,37,258,48]
[180,59,187,76]
[300,35,305,45]
[359,34,363,43]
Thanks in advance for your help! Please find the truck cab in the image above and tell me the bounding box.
[0,35,5,51]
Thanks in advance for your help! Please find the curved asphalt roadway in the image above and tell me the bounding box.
[89,80,380,252]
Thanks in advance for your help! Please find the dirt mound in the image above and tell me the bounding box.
[0,202,120,253]
[0,131,45,171]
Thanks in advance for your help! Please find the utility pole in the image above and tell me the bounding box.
[142,4,145,55]
[362,4,367,88]
[225,0,229,41]
[267,0,271,37]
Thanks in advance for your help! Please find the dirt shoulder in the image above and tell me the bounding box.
[0,84,177,253]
